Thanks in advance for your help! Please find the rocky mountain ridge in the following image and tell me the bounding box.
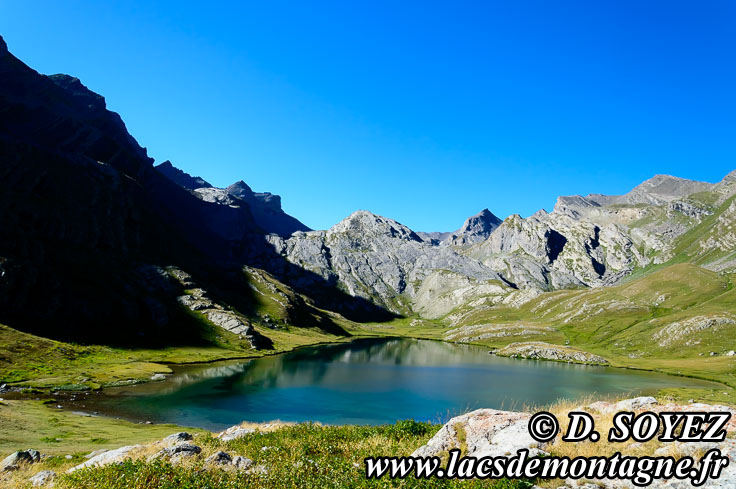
[155,160,213,189]
[155,163,311,237]
[264,171,735,317]
[262,210,509,316]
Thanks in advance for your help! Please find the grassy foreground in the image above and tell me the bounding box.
[0,399,529,489]
[4,393,731,488]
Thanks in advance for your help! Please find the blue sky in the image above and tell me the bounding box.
[2,1,734,231]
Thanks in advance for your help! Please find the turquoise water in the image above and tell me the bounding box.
[96,338,715,429]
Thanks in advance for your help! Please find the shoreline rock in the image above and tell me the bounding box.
[414,397,736,489]
[412,409,548,458]
[493,341,609,365]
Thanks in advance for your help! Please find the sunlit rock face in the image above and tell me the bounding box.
[266,171,735,316]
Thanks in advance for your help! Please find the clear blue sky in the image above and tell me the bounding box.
[2,1,734,231]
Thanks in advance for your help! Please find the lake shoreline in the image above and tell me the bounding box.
[3,331,732,410]
[49,338,723,430]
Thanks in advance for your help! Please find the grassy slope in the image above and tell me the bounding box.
[427,263,736,403]
[0,264,366,389]
[0,322,349,390]
[0,400,207,457]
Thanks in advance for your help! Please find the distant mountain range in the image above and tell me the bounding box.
[1,34,734,352]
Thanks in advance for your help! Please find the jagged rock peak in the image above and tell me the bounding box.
[329,210,422,241]
[458,209,501,232]
[226,180,253,196]
[226,181,283,214]
[444,209,503,246]
[155,161,212,189]
[0,35,7,56]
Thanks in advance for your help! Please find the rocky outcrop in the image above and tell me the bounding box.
[162,432,193,444]
[203,451,254,470]
[28,470,55,487]
[412,409,548,458]
[59,430,264,478]
[225,181,311,237]
[149,443,202,461]
[67,445,141,473]
[416,398,736,489]
[652,315,736,348]
[169,270,271,349]
[190,181,311,237]
[493,341,609,365]
[417,209,502,247]
[205,451,232,465]
[467,173,733,292]
[217,425,256,441]
[1,449,41,471]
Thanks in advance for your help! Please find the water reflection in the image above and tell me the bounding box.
[97,338,717,429]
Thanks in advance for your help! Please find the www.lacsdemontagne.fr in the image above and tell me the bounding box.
[364,448,729,487]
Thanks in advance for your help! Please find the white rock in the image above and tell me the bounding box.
[217,426,256,441]
[84,449,108,459]
[149,443,201,462]
[412,408,547,458]
[2,449,41,471]
[67,445,141,473]
[613,396,658,411]
[162,432,193,445]
[29,470,56,487]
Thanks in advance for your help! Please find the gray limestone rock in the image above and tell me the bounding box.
[29,470,56,487]
[265,210,505,315]
[67,445,141,473]
[150,443,201,461]
[205,451,232,465]
[412,408,547,458]
[2,449,41,471]
[162,432,193,444]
